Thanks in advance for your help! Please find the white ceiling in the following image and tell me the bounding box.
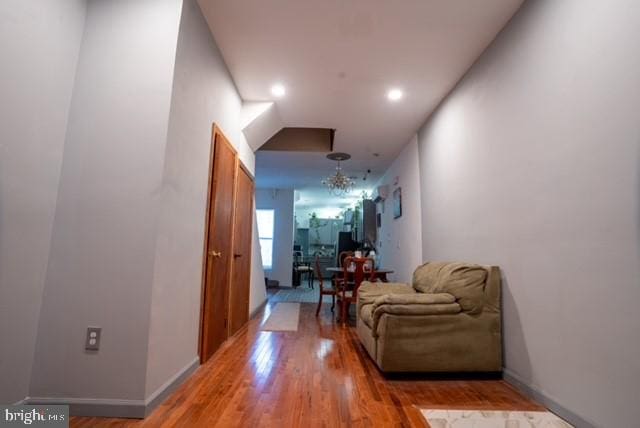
[198,0,523,205]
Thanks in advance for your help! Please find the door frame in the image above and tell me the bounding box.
[198,124,255,363]
[198,124,236,363]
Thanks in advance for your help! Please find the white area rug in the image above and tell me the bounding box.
[261,302,300,332]
[271,284,333,303]
[421,409,574,428]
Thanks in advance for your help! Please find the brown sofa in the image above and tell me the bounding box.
[356,261,502,373]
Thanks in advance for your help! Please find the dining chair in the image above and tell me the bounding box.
[338,251,354,268]
[332,250,354,293]
[293,250,313,288]
[315,255,337,316]
[338,256,377,324]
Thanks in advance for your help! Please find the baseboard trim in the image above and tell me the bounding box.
[249,298,268,319]
[503,368,596,428]
[144,356,200,417]
[25,396,146,418]
[26,357,200,419]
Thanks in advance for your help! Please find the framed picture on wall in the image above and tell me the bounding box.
[393,187,402,219]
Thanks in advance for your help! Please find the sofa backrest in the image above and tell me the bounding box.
[412,261,449,293]
[412,261,500,315]
[483,265,501,314]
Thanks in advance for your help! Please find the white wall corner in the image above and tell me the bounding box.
[240,101,284,151]
[240,101,273,128]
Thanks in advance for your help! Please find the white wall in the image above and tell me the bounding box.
[29,0,183,401]
[249,211,267,312]
[256,189,294,287]
[295,207,345,229]
[2,0,266,410]
[145,0,264,396]
[0,0,87,404]
[416,0,640,426]
[374,136,423,283]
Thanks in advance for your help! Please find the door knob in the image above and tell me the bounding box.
[208,250,222,258]
[233,253,242,258]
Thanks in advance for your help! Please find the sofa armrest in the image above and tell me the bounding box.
[357,282,416,315]
[370,293,461,337]
[372,292,456,308]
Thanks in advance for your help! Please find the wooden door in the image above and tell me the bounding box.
[228,164,255,336]
[200,127,238,363]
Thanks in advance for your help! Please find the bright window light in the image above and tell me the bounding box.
[271,83,286,98]
[387,88,403,101]
[256,209,275,269]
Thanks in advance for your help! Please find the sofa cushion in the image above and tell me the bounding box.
[412,262,449,293]
[414,262,487,314]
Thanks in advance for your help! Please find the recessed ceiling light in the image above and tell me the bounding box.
[387,88,403,101]
[271,83,286,98]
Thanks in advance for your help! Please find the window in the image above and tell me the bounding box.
[256,209,275,270]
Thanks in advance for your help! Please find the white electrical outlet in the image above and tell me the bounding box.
[85,326,101,351]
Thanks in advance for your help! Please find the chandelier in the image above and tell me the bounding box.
[322,152,355,196]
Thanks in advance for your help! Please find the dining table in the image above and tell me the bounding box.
[326,266,394,282]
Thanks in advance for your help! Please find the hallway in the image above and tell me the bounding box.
[71,302,540,427]
[5,1,638,425]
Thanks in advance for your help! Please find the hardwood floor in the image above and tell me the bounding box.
[71,302,542,427]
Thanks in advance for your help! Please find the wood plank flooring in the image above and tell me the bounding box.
[71,302,542,427]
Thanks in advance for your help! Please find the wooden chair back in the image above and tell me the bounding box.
[342,256,376,300]
[338,251,354,267]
